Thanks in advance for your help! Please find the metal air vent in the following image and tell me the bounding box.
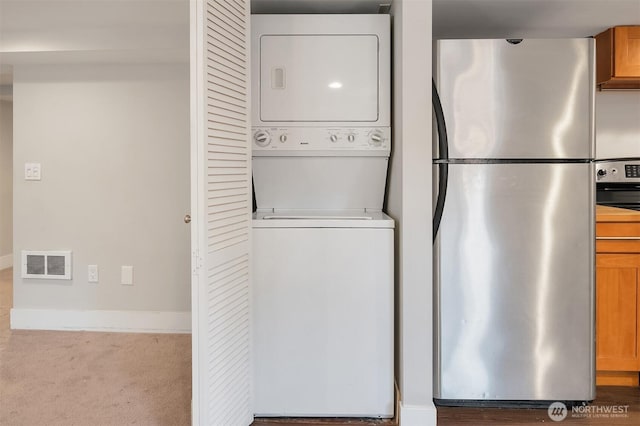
[21,250,72,280]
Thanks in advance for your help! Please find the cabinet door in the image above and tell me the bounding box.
[596,255,640,372]
[615,26,640,77]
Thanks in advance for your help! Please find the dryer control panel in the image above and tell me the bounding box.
[252,127,390,155]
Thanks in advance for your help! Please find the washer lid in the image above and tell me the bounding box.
[252,156,389,211]
[252,210,395,228]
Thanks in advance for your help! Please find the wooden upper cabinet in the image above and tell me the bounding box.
[595,26,640,90]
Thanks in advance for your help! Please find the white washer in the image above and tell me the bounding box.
[252,212,394,417]
[251,146,395,417]
[251,14,394,418]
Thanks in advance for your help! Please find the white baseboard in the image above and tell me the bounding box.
[0,253,12,270]
[10,308,191,333]
[399,401,437,426]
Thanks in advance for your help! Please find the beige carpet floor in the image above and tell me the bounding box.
[0,268,192,426]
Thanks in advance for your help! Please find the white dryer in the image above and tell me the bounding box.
[251,14,394,418]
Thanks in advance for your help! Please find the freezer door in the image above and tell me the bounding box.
[434,163,595,401]
[436,39,594,159]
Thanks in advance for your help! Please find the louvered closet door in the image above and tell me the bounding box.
[190,1,252,425]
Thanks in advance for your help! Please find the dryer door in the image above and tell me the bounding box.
[259,34,379,122]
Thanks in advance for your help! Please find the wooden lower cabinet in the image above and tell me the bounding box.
[596,253,640,386]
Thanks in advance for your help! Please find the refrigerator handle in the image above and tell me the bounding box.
[432,79,449,241]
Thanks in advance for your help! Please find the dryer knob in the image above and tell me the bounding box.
[330,134,338,142]
[347,134,355,143]
[254,130,271,147]
[369,130,384,146]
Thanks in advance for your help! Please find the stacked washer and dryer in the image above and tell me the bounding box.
[251,15,394,418]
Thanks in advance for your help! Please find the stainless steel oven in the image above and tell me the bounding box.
[596,158,640,211]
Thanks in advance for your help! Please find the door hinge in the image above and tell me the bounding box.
[192,250,202,274]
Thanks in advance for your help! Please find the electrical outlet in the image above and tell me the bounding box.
[121,266,133,285]
[25,163,42,181]
[88,265,98,283]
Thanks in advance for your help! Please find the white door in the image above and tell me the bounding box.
[190,1,252,425]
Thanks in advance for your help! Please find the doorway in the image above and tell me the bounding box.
[0,69,13,333]
[0,70,13,271]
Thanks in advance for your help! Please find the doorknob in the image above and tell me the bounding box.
[184,214,191,224]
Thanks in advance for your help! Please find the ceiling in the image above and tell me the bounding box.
[433,0,640,39]
[251,0,389,14]
[0,0,189,59]
[252,0,640,38]
[0,0,639,100]
[0,0,190,100]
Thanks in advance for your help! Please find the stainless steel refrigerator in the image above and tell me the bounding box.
[433,39,595,405]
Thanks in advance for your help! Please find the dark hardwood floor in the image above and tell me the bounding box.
[253,418,396,426]
[252,386,640,425]
[437,386,640,425]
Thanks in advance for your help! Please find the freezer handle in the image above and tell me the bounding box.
[432,79,449,241]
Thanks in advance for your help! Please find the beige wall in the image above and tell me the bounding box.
[12,63,190,312]
[388,0,436,424]
[596,91,640,160]
[0,100,12,262]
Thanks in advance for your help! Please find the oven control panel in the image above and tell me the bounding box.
[625,164,640,178]
[596,159,640,183]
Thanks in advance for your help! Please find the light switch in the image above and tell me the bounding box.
[121,266,133,285]
[25,163,41,181]
[88,265,99,283]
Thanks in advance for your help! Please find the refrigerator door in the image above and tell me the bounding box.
[434,162,595,401]
[436,39,594,160]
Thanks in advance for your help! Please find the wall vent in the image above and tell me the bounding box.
[21,250,72,280]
